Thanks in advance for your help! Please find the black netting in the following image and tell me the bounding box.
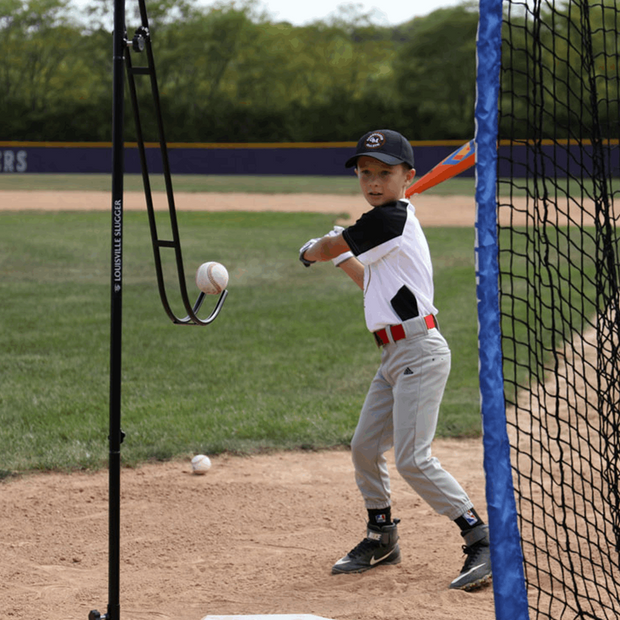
[498,0,620,618]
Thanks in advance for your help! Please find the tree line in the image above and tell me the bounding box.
[0,0,480,142]
[0,0,617,143]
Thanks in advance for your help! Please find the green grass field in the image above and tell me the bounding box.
[0,202,481,477]
[1,172,614,197]
[2,174,604,478]
[0,172,476,195]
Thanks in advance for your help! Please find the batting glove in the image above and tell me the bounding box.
[325,225,345,238]
[299,238,320,267]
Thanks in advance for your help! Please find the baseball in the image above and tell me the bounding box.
[191,454,212,474]
[196,262,229,295]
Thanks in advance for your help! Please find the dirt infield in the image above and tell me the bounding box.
[0,190,480,227]
[0,189,597,228]
[2,445,493,620]
[1,191,495,620]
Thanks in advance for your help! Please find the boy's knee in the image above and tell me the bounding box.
[350,435,365,465]
[395,454,429,481]
[395,460,414,480]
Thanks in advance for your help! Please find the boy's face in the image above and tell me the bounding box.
[355,156,416,207]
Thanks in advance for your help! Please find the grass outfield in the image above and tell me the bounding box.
[0,173,477,195]
[0,210,480,476]
[1,173,615,196]
[1,176,601,477]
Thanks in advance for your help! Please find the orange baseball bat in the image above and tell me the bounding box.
[406,139,475,197]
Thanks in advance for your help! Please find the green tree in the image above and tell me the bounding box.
[0,0,493,142]
[0,0,78,111]
[0,0,108,139]
[124,1,402,141]
[500,0,620,141]
[393,3,478,140]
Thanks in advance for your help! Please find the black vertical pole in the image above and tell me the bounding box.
[108,0,125,618]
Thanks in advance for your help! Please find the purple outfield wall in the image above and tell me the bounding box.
[0,140,617,178]
[0,141,474,177]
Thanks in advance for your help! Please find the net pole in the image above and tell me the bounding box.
[475,1,529,618]
[107,0,126,617]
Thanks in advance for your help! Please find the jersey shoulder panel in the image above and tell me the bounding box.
[343,201,408,256]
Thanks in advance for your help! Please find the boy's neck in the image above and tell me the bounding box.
[372,197,407,208]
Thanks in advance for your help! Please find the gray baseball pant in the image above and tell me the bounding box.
[351,315,474,520]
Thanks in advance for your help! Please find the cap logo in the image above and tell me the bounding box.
[365,132,386,149]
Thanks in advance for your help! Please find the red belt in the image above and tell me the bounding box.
[373,315,437,346]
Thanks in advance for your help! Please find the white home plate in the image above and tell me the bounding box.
[202,616,333,620]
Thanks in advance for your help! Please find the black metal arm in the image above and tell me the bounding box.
[124,1,228,326]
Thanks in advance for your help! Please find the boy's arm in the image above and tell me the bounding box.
[337,256,364,290]
[303,233,350,263]
[302,233,364,290]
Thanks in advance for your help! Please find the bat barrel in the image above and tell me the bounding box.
[406,140,476,197]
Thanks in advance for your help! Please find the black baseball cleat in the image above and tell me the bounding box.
[332,519,401,574]
[449,524,493,591]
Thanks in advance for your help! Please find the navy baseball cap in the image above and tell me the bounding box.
[345,129,415,169]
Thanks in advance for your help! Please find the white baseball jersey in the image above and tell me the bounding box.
[343,199,437,333]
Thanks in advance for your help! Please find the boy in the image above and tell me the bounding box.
[299,129,492,591]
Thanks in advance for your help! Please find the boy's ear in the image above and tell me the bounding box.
[407,168,416,183]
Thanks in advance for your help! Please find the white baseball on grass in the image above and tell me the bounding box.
[191,454,212,474]
[196,261,229,295]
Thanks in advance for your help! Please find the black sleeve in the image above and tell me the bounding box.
[343,201,407,256]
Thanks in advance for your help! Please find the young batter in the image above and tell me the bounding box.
[299,129,492,591]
